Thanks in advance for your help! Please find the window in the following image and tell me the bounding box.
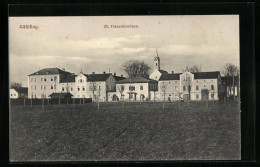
[35,78,36,82]
[71,88,73,91]
[11,94,12,96]
[196,94,199,99]
[82,86,85,91]
[44,85,46,89]
[31,85,33,90]
[31,78,33,82]
[78,87,80,91]
[14,94,16,96]
[211,85,214,90]
[41,85,43,90]
[175,86,178,91]
[54,77,56,81]
[54,85,56,89]
[35,95,37,98]
[51,77,53,81]
[41,78,43,81]
[51,85,53,89]
[183,86,186,91]
[44,78,46,81]
[129,86,135,91]
[34,85,36,90]
[140,85,143,90]
[80,79,82,83]
[99,86,101,90]
[211,94,214,98]
[196,85,199,90]
[121,85,124,91]
[62,87,64,91]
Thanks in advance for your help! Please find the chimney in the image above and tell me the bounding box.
[103,71,106,74]
[62,68,65,71]
[114,72,116,76]
[121,75,123,77]
[92,72,95,74]
[172,71,174,74]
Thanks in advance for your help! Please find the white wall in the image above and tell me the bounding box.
[10,89,18,99]
[116,83,149,101]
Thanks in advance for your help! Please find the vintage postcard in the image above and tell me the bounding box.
[9,15,240,161]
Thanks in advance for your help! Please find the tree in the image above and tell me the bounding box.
[221,63,239,101]
[182,65,202,73]
[221,63,239,77]
[89,82,98,102]
[160,84,166,109]
[10,82,22,89]
[122,60,151,78]
[117,85,125,107]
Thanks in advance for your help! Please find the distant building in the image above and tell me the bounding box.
[10,87,28,99]
[115,76,158,101]
[27,68,125,101]
[221,76,239,100]
[158,71,222,101]
[28,68,72,99]
[149,52,222,101]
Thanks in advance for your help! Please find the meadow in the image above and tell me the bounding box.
[10,101,241,161]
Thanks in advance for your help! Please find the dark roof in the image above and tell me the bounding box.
[159,73,181,81]
[28,68,71,76]
[159,71,220,81]
[60,75,76,83]
[159,70,168,74]
[193,71,220,79]
[13,87,28,94]
[116,76,157,83]
[87,74,111,82]
[113,75,126,81]
[48,92,73,98]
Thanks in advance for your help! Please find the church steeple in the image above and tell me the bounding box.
[154,49,160,70]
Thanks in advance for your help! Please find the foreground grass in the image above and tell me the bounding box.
[10,101,240,161]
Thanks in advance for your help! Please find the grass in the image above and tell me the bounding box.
[10,101,241,161]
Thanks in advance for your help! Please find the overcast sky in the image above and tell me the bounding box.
[9,15,239,87]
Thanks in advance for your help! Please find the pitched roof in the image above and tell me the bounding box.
[60,75,76,83]
[159,71,221,81]
[87,74,111,82]
[159,73,181,81]
[159,70,168,74]
[116,76,157,83]
[13,87,28,94]
[28,68,71,76]
[113,75,126,81]
[193,71,220,79]
[48,92,73,98]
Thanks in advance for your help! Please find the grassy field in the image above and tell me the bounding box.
[10,101,241,161]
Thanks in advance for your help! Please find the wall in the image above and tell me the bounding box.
[116,83,149,101]
[10,89,18,99]
[28,74,59,99]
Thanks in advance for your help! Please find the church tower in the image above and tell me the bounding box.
[154,49,160,70]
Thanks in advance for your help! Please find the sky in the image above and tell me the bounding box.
[9,15,239,87]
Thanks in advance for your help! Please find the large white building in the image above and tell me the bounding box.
[27,68,125,100]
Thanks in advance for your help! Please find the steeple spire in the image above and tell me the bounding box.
[154,49,160,70]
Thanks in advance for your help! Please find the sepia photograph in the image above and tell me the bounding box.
[9,15,241,161]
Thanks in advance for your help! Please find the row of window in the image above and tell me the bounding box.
[161,85,215,91]
[10,94,16,96]
[30,77,57,82]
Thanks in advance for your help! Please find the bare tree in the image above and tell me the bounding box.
[182,65,202,73]
[221,63,239,100]
[122,60,151,78]
[89,82,98,102]
[182,75,192,100]
[117,85,125,107]
[160,84,166,109]
[65,83,70,93]
[96,85,102,109]
[10,82,22,89]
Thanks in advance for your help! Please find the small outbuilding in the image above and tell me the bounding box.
[48,92,73,99]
